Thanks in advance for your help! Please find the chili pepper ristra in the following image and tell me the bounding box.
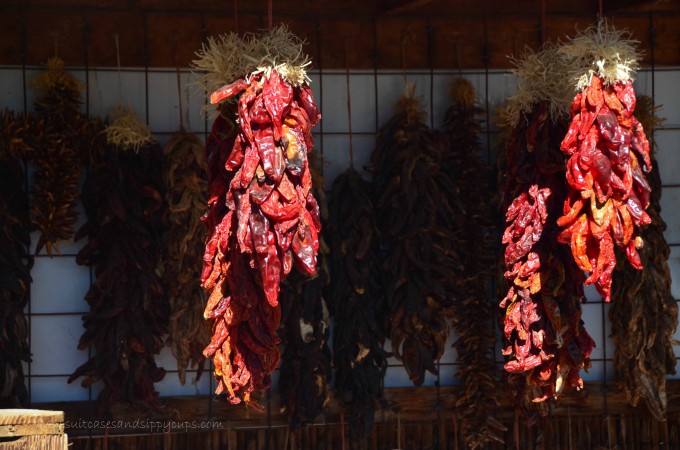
[0,109,33,407]
[194,26,322,409]
[557,23,652,302]
[609,95,678,421]
[499,45,595,415]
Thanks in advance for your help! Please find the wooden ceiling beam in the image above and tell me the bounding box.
[602,0,665,14]
[377,0,438,14]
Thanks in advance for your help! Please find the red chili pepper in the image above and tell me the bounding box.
[210,78,248,105]
[202,65,322,408]
[558,77,653,301]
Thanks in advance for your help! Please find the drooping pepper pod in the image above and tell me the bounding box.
[162,130,210,385]
[328,167,389,445]
[0,109,33,407]
[194,26,322,409]
[26,57,91,256]
[69,110,168,415]
[443,78,505,447]
[369,88,457,387]
[609,95,678,421]
[499,46,595,416]
[558,23,652,302]
[279,150,333,428]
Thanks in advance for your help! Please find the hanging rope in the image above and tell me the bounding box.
[234,0,239,34]
[52,31,59,58]
[344,38,354,169]
[174,40,185,131]
[400,26,414,87]
[456,38,463,77]
[598,0,604,21]
[541,0,547,45]
[114,32,122,106]
[268,0,273,29]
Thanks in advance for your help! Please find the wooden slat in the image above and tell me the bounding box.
[0,434,68,450]
[378,0,438,14]
[0,409,64,439]
[3,8,680,68]
[30,381,680,440]
[85,11,145,67]
[0,9,22,65]
[24,11,86,66]
[0,410,63,426]
[145,12,203,67]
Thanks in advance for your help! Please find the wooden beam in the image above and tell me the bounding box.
[378,0,438,14]
[603,0,666,14]
[34,380,680,438]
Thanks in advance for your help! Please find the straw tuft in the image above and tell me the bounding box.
[105,106,155,152]
[192,24,311,106]
[559,20,641,91]
[505,43,575,126]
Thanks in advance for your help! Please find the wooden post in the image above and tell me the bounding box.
[0,409,67,450]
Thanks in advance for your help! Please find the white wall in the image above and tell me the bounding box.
[1,64,678,403]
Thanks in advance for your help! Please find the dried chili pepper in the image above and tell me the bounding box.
[25,57,90,256]
[443,78,504,448]
[69,117,168,415]
[369,87,457,387]
[609,95,678,421]
[196,27,322,408]
[558,24,652,302]
[499,46,595,416]
[279,151,333,427]
[0,109,33,407]
[162,130,210,385]
[328,166,389,445]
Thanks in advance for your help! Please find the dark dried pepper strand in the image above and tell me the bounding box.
[500,100,594,419]
[609,95,678,421]
[443,78,504,448]
[279,151,332,428]
[369,94,457,388]
[328,167,389,446]
[162,130,210,385]
[25,57,90,256]
[0,109,33,407]
[69,129,169,415]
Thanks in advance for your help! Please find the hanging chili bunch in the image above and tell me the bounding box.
[557,23,652,302]
[499,46,595,414]
[609,95,678,421]
[194,26,322,408]
[443,79,504,447]
[26,57,90,255]
[369,87,458,386]
[329,166,389,445]
[279,150,332,427]
[162,129,210,385]
[0,109,33,407]
[69,110,168,414]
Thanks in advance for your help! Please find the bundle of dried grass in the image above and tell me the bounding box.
[105,106,154,153]
[559,20,641,90]
[506,43,575,127]
[192,25,310,103]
